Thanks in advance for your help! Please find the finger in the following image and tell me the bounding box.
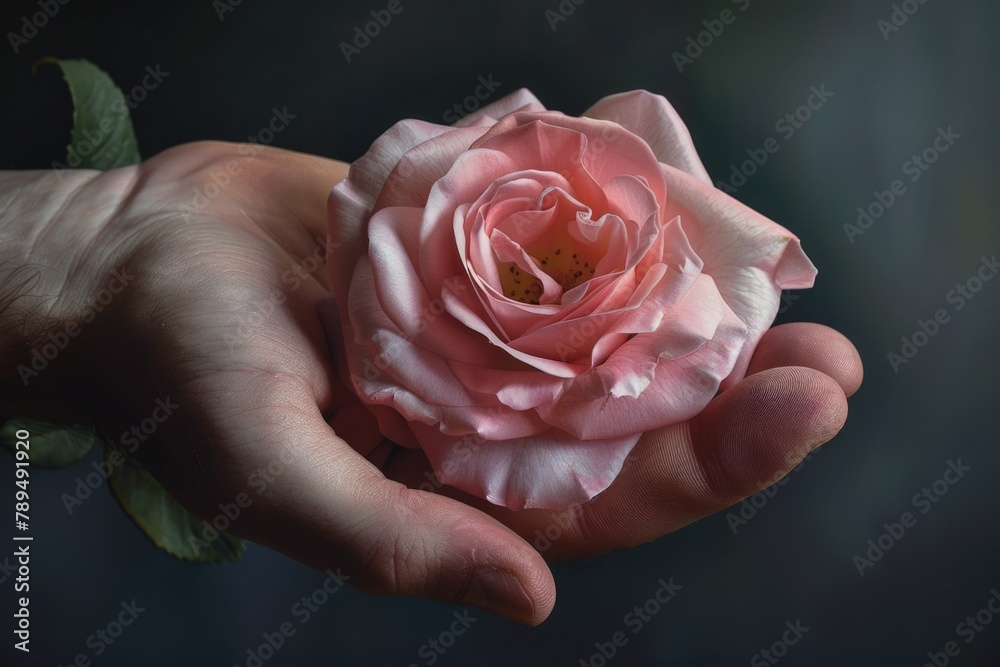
[746,322,863,396]
[421,365,848,560]
[581,366,848,555]
[149,376,555,627]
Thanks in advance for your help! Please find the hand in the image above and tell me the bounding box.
[0,141,861,628]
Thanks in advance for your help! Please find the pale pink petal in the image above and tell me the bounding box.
[328,118,455,297]
[601,173,661,234]
[472,113,668,204]
[539,274,747,439]
[659,165,817,388]
[366,206,513,368]
[373,126,489,212]
[411,421,638,510]
[348,118,453,204]
[510,214,702,364]
[343,264,549,440]
[345,261,468,412]
[473,119,610,206]
[452,88,546,128]
[327,182,375,299]
[420,148,521,292]
[583,90,712,184]
[440,284,588,378]
[447,358,568,411]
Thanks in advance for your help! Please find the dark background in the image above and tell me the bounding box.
[2,0,999,665]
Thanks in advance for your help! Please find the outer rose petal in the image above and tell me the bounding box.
[410,421,637,510]
[345,262,550,441]
[658,164,817,388]
[373,126,490,212]
[583,90,713,185]
[452,88,546,128]
[329,119,456,301]
[348,119,454,205]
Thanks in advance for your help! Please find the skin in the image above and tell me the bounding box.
[0,141,862,626]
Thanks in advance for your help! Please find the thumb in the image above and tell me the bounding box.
[195,394,555,626]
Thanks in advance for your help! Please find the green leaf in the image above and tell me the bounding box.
[0,417,95,467]
[106,444,245,563]
[35,57,141,170]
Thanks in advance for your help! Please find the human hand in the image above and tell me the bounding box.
[0,141,860,627]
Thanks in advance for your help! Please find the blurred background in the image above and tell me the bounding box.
[1,0,998,664]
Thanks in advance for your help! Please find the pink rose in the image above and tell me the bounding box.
[325,89,816,510]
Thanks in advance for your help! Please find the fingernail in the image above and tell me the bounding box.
[462,567,536,626]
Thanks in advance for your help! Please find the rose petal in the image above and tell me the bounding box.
[367,206,519,370]
[583,89,712,184]
[347,119,454,205]
[373,126,489,213]
[329,118,455,295]
[659,164,817,388]
[327,181,375,298]
[346,262,549,440]
[411,421,638,510]
[451,88,546,128]
[473,113,668,204]
[447,358,567,411]
[440,283,588,378]
[538,273,747,439]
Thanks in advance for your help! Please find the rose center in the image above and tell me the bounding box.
[498,242,597,305]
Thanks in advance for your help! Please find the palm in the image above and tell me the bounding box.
[76,141,859,625]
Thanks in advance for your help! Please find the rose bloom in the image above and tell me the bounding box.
[325,89,816,510]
